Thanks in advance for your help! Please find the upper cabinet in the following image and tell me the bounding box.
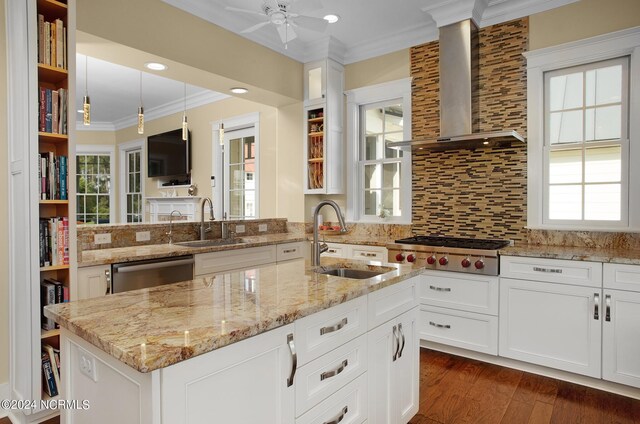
[303,59,344,195]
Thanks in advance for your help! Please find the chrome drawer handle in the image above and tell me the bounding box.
[398,323,406,358]
[594,293,600,320]
[320,317,348,335]
[327,249,337,253]
[533,267,563,274]
[320,359,348,381]
[360,252,376,257]
[429,321,451,329]
[392,325,400,361]
[429,285,451,292]
[323,406,348,424]
[105,269,112,295]
[283,249,296,254]
[605,294,611,322]
[286,333,296,387]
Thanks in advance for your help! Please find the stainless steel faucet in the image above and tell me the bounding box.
[312,200,347,266]
[200,198,214,240]
[166,210,183,244]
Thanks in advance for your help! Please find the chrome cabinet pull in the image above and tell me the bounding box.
[327,249,337,253]
[320,317,348,335]
[360,252,377,257]
[398,323,406,359]
[429,321,451,329]
[283,249,296,254]
[429,285,451,292]
[104,269,111,295]
[594,293,600,320]
[605,294,611,322]
[533,266,563,274]
[320,359,348,381]
[286,333,297,387]
[323,406,348,424]
[392,325,400,361]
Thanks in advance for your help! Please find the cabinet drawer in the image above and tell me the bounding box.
[295,296,368,366]
[420,306,498,355]
[419,271,498,316]
[604,263,640,292]
[324,243,348,258]
[194,245,276,275]
[350,246,386,262]
[296,334,367,416]
[296,373,367,424]
[277,242,305,262]
[501,256,602,287]
[368,277,418,330]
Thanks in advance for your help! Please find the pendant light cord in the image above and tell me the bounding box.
[85,56,88,96]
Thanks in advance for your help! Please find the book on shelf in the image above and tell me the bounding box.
[39,87,67,135]
[40,277,68,331]
[41,352,58,397]
[38,152,68,200]
[39,217,69,267]
[42,344,61,395]
[37,15,66,69]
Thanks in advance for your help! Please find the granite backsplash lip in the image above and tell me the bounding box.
[500,244,640,265]
[44,258,421,373]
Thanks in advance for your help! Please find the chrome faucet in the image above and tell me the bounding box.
[312,200,348,266]
[221,212,231,240]
[200,197,214,240]
[166,210,183,244]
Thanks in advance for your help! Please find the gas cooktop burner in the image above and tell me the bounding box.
[394,236,510,251]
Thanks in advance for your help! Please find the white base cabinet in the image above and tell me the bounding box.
[603,289,640,388]
[77,264,111,299]
[320,242,387,262]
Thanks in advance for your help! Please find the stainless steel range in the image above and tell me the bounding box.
[387,236,511,276]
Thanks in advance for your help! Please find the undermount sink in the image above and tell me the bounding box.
[316,268,387,279]
[174,238,245,248]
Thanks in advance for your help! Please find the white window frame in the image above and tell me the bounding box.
[345,78,412,224]
[118,139,145,223]
[525,27,640,231]
[76,144,116,225]
[212,112,260,220]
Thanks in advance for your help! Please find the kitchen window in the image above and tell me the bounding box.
[76,145,116,225]
[525,28,640,230]
[346,79,412,223]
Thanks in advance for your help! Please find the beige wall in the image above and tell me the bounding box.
[0,0,9,387]
[344,49,410,91]
[530,0,640,50]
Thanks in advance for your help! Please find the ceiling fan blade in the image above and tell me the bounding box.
[241,21,271,33]
[292,15,328,33]
[293,0,323,13]
[264,0,280,12]
[276,23,297,43]
[225,6,265,16]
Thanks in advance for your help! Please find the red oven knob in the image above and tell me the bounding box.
[395,253,405,262]
[475,259,485,269]
[407,254,416,263]
[439,256,449,266]
[426,255,436,265]
[461,258,471,268]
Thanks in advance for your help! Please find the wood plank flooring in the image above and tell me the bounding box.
[2,349,639,424]
[410,349,640,424]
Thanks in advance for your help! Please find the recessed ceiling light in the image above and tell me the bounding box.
[230,87,249,94]
[323,14,340,24]
[144,62,168,71]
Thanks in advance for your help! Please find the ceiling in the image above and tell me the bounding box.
[162,0,578,64]
[76,54,228,131]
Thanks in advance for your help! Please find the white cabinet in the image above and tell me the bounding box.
[318,242,387,262]
[277,241,305,262]
[162,324,295,424]
[194,245,277,275]
[602,263,640,388]
[367,307,419,424]
[77,265,111,299]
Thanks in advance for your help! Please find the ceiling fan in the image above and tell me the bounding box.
[226,0,328,48]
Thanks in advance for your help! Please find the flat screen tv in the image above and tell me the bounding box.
[147,129,191,178]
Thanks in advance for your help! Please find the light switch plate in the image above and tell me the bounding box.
[94,233,111,245]
[136,231,151,242]
[236,225,245,233]
[258,224,267,232]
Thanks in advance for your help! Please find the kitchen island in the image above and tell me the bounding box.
[45,257,421,424]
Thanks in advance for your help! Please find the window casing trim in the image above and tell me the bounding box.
[525,26,640,231]
[76,144,117,225]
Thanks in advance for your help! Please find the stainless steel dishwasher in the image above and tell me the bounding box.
[111,255,194,294]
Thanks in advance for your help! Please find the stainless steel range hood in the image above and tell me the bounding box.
[388,19,525,151]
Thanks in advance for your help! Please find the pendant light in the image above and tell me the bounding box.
[181,82,188,141]
[137,71,144,135]
[82,56,91,126]
[219,123,224,145]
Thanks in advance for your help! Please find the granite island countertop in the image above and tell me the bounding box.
[500,244,640,265]
[45,258,421,373]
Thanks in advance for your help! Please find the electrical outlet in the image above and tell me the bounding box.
[94,233,112,245]
[136,231,151,242]
[79,350,98,382]
[258,224,267,232]
[235,225,245,233]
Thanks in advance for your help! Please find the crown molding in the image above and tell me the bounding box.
[480,0,579,27]
[422,0,483,28]
[75,121,115,132]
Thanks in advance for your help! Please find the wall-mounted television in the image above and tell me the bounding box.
[147,129,191,178]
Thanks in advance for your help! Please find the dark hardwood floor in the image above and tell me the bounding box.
[410,349,640,424]
[3,349,639,424]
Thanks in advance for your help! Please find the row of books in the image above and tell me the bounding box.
[40,277,69,331]
[39,152,68,200]
[38,15,67,69]
[41,343,61,397]
[39,217,69,268]
[39,87,68,135]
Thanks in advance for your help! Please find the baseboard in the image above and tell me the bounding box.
[421,340,640,400]
[0,382,8,418]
